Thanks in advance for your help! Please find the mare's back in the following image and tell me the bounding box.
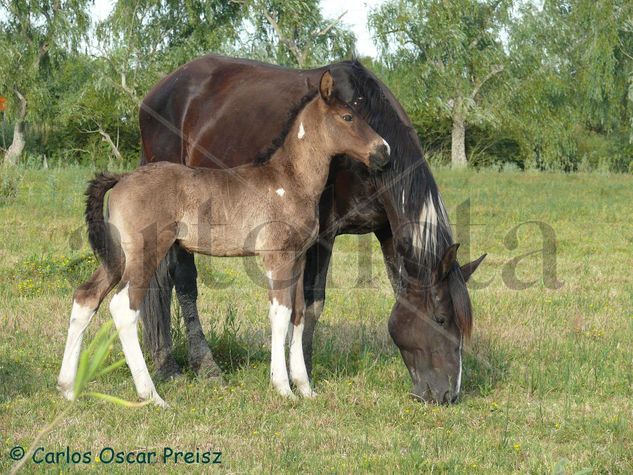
[140,55,319,168]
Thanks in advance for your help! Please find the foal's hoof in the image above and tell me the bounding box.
[152,396,169,408]
[275,386,298,400]
[57,384,75,402]
[299,387,316,399]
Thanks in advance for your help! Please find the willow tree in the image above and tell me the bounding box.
[0,0,90,165]
[241,0,355,68]
[370,0,510,168]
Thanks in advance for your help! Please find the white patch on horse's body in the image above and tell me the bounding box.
[110,285,166,407]
[276,188,285,197]
[297,121,305,139]
[289,317,314,397]
[382,138,391,155]
[268,298,294,397]
[455,336,463,397]
[413,191,452,258]
[57,300,96,400]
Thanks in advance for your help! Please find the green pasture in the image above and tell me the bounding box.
[1,167,632,473]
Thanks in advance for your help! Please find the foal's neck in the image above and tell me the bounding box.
[270,111,332,200]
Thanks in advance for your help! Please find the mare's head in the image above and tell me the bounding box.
[300,70,390,171]
[389,244,486,404]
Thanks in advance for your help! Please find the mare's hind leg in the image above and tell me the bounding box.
[58,265,120,400]
[172,245,222,379]
[288,260,314,398]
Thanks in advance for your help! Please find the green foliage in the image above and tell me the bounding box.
[0,165,22,205]
[0,1,632,171]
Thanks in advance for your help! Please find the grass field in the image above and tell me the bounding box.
[1,166,632,473]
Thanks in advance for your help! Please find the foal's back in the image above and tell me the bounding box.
[107,162,318,258]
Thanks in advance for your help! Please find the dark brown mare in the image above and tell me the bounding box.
[57,72,390,406]
[139,54,486,404]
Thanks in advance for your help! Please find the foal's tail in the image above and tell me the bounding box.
[85,173,124,272]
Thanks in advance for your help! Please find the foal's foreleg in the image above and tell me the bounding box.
[289,261,315,398]
[264,253,301,399]
[58,266,119,400]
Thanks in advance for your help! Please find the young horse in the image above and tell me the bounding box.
[56,71,390,406]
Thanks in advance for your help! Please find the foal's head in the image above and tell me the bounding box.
[302,70,390,171]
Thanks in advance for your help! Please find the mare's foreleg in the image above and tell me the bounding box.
[302,235,334,378]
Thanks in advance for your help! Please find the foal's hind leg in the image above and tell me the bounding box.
[57,265,120,400]
[110,229,177,407]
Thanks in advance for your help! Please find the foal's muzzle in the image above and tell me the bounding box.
[369,143,390,171]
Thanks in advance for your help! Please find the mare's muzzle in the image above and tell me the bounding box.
[369,143,390,171]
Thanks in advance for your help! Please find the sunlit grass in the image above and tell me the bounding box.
[1,167,632,473]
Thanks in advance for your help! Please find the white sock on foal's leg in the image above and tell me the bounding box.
[57,300,96,400]
[269,298,294,398]
[289,319,314,398]
[110,285,166,407]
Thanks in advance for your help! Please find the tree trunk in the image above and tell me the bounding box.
[4,91,27,166]
[451,111,467,169]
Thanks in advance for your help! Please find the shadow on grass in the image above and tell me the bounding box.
[0,358,41,403]
[164,304,510,399]
[461,334,511,398]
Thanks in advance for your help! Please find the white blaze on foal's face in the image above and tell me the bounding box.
[297,121,305,139]
[276,188,285,197]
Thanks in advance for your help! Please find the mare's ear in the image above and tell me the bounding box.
[460,253,486,282]
[319,70,335,103]
[438,243,460,281]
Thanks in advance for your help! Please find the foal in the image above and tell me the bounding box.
[57,71,390,406]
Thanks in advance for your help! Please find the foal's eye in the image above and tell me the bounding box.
[343,114,353,122]
[433,315,446,326]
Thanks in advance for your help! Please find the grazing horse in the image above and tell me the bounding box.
[140,55,486,404]
[56,72,390,405]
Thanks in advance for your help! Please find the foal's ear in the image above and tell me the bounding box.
[460,253,487,282]
[319,70,335,103]
[438,243,460,281]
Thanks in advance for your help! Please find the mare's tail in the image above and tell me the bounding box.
[85,173,124,273]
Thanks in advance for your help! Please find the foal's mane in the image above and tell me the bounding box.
[343,60,472,335]
[255,89,319,165]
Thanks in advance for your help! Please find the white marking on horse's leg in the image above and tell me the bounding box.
[289,319,314,398]
[455,336,463,397]
[297,121,305,139]
[269,298,294,398]
[57,300,96,400]
[276,188,285,197]
[382,137,391,155]
[110,285,166,407]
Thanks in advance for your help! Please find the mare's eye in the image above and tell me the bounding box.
[433,315,446,326]
[343,114,353,122]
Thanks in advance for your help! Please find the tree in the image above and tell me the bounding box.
[0,0,90,165]
[370,0,510,168]
[240,0,355,67]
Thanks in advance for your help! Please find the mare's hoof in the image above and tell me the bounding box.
[154,357,182,382]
